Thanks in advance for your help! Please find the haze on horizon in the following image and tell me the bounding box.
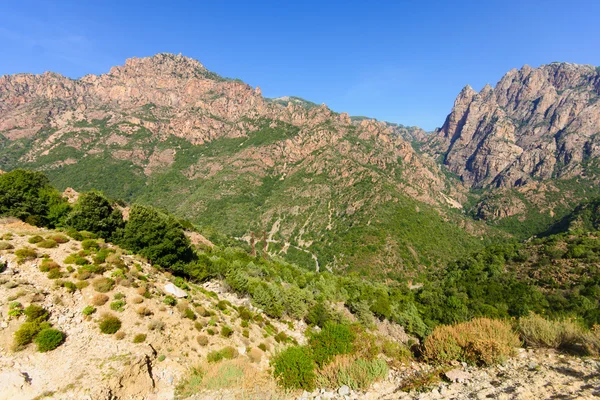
[1,0,599,131]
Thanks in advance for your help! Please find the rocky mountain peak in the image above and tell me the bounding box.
[106,53,210,80]
[427,62,600,188]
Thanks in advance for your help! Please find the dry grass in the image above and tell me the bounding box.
[423,318,520,366]
[92,293,109,306]
[176,359,285,399]
[315,354,388,390]
[517,313,596,354]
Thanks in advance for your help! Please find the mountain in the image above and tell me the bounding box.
[0,53,491,274]
[423,63,600,236]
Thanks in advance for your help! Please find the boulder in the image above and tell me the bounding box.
[163,283,187,298]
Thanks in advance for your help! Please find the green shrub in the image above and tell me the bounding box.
[110,300,126,312]
[133,334,147,343]
[183,308,197,320]
[221,325,233,338]
[81,239,100,251]
[99,314,122,334]
[258,342,268,352]
[49,234,69,244]
[518,313,563,348]
[47,269,62,279]
[76,281,89,290]
[59,281,77,293]
[207,346,238,362]
[272,345,316,390]
[309,323,355,367]
[93,277,115,293]
[423,318,520,366]
[37,239,58,249]
[34,328,65,352]
[15,247,37,262]
[28,235,44,244]
[8,302,24,318]
[163,295,177,306]
[82,306,96,316]
[24,304,49,323]
[14,321,50,347]
[238,306,252,321]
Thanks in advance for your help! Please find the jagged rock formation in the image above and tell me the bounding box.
[0,53,487,272]
[427,63,600,188]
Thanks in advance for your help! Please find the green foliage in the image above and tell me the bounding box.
[34,328,65,352]
[81,239,100,251]
[82,306,96,316]
[133,333,147,343]
[37,239,58,249]
[110,300,126,312]
[272,345,316,391]
[207,346,238,362]
[99,314,122,334]
[15,247,37,263]
[316,356,388,390]
[28,235,43,244]
[220,325,233,338]
[65,191,124,240]
[93,277,115,293]
[24,304,49,323]
[0,169,70,227]
[8,302,23,318]
[163,295,177,306]
[309,323,355,367]
[119,204,195,270]
[14,321,50,347]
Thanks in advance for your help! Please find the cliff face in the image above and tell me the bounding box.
[0,53,487,272]
[427,63,600,188]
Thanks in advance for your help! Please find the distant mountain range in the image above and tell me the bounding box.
[1,53,599,273]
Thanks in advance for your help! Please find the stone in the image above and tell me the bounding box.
[445,368,471,383]
[338,385,350,396]
[163,283,187,298]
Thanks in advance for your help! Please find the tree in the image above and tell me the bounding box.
[119,204,194,270]
[65,191,124,239]
[0,169,70,227]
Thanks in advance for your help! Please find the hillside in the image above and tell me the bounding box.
[0,53,495,274]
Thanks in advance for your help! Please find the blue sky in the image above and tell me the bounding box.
[1,0,599,131]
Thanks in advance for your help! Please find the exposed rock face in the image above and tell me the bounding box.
[427,63,600,188]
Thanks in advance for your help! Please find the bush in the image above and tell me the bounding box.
[24,304,49,323]
[238,306,252,321]
[110,300,126,312]
[49,234,69,244]
[93,277,115,293]
[8,302,23,318]
[316,355,388,390]
[28,235,44,244]
[136,306,153,316]
[248,347,262,363]
[518,313,563,348]
[47,269,62,279]
[183,308,197,320]
[423,318,520,366]
[82,306,96,316]
[99,314,122,334]
[148,319,165,331]
[221,325,233,338]
[197,335,209,346]
[272,345,316,390]
[14,321,50,347]
[133,334,147,343]
[40,260,60,272]
[309,323,355,367]
[258,342,268,352]
[163,295,177,306]
[37,239,58,249]
[115,331,126,340]
[15,247,37,263]
[207,346,238,362]
[81,239,100,251]
[0,241,14,250]
[92,293,109,306]
[65,191,124,240]
[34,328,65,352]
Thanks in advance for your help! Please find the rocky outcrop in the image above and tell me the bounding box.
[427,63,600,188]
